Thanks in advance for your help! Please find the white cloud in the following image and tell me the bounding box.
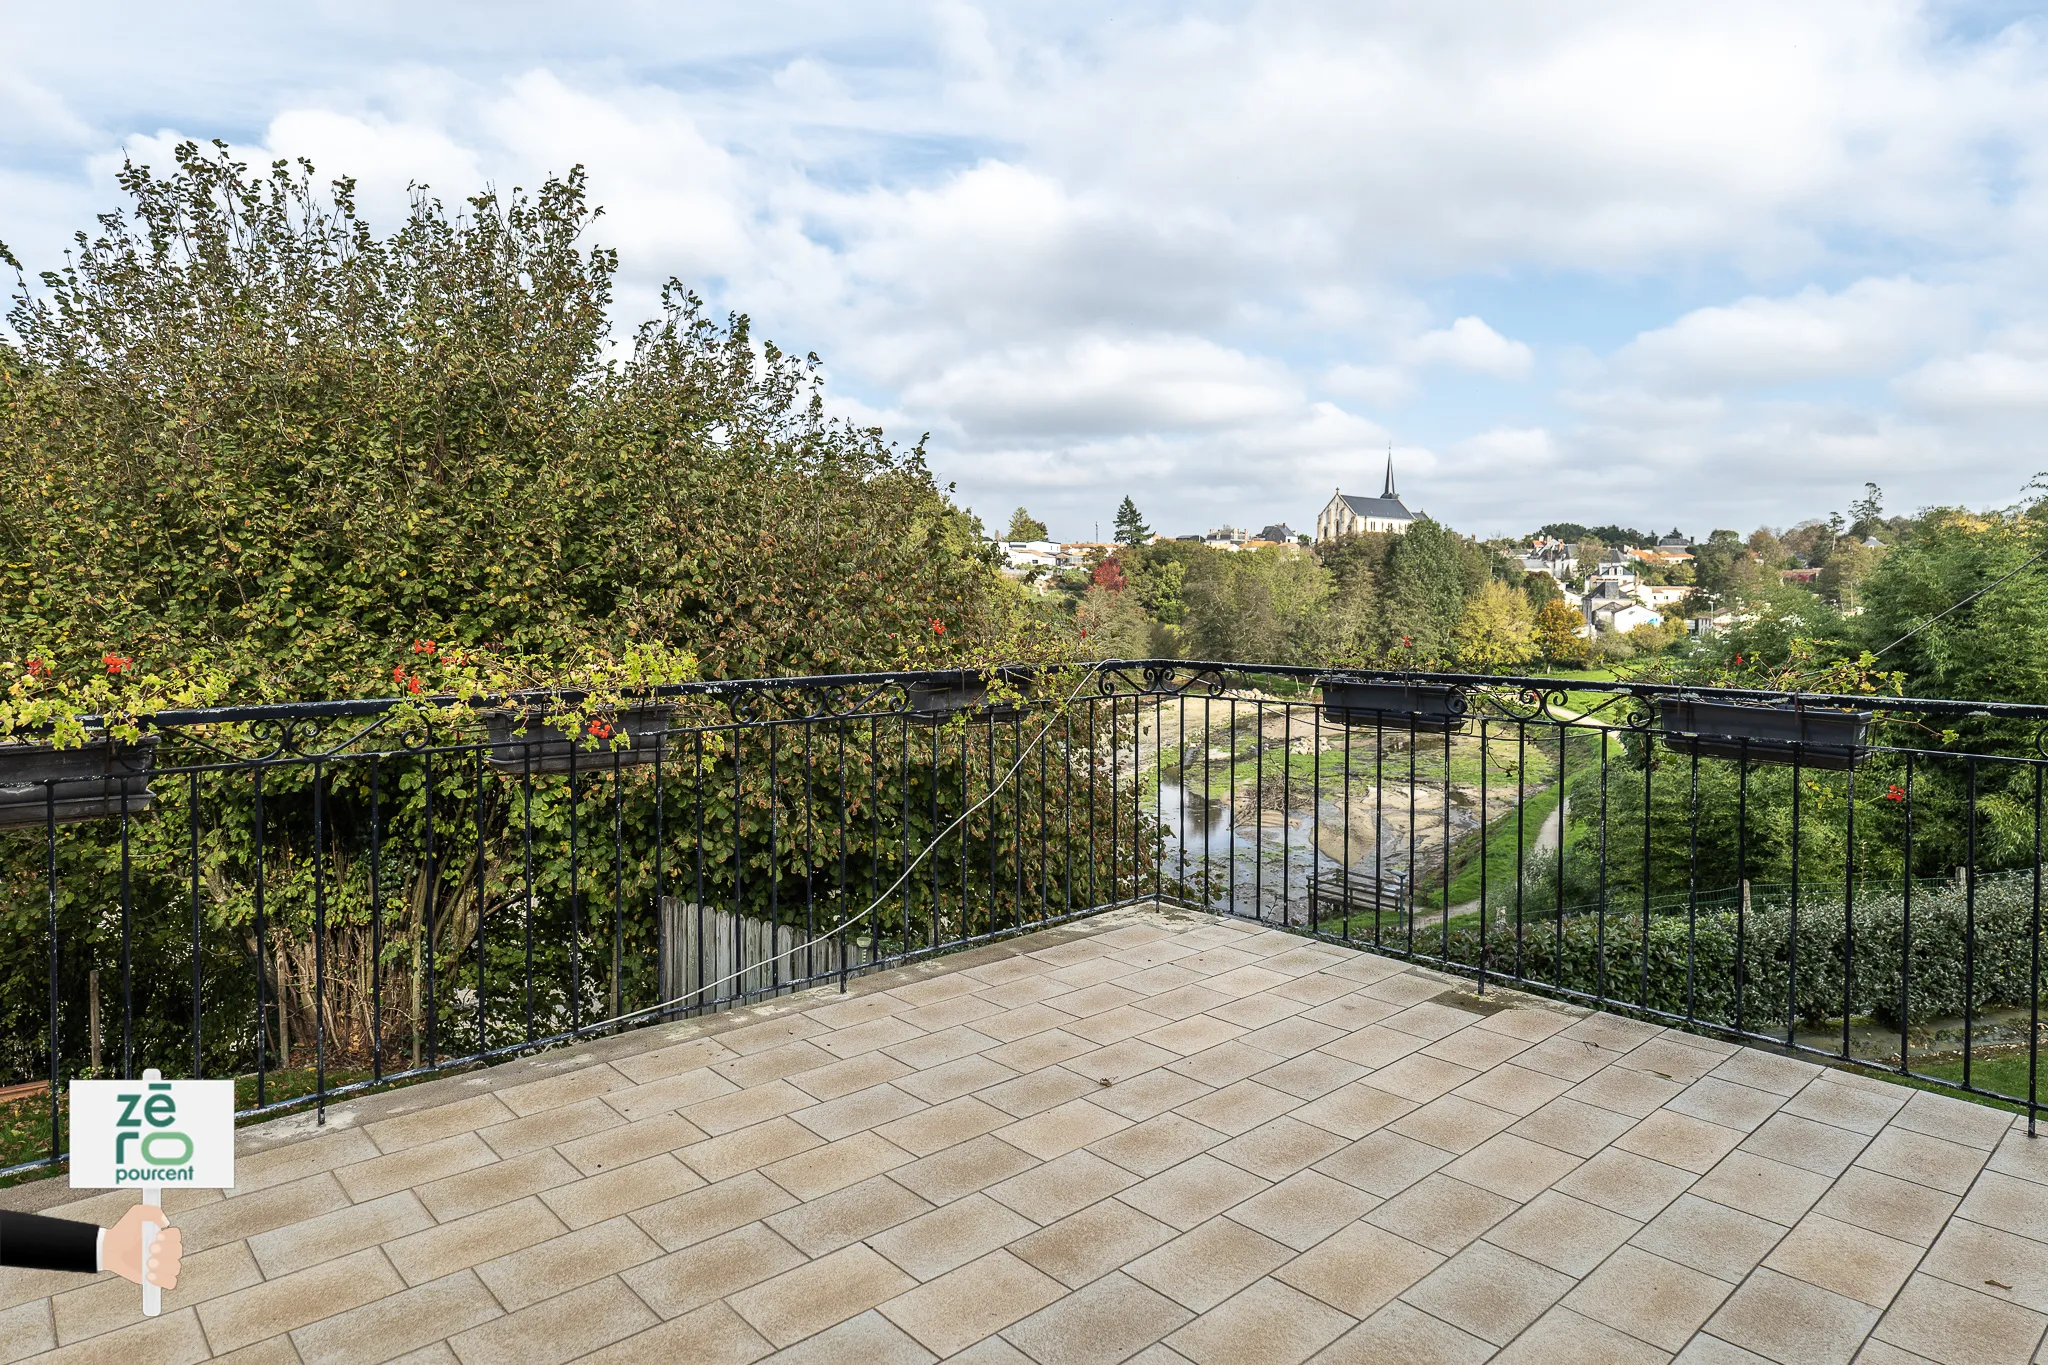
[1617,278,1961,390]
[1404,317,1533,378]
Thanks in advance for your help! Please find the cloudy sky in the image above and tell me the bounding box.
[5,1,2047,541]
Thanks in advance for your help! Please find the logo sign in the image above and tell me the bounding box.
[69,1077,235,1189]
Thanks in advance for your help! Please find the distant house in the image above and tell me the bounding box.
[1258,523,1296,543]
[1518,536,1577,579]
[1316,456,1417,540]
[1780,568,1821,585]
[1581,578,1661,635]
[1637,583,1692,608]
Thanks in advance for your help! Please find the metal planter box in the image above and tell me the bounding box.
[903,674,1023,724]
[1657,697,1870,770]
[482,704,676,774]
[0,735,160,829]
[1320,679,1466,733]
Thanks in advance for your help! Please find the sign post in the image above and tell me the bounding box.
[70,1067,234,1316]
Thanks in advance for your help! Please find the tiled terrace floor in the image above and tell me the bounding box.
[5,906,2047,1365]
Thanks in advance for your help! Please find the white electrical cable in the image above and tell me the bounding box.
[638,660,1118,1015]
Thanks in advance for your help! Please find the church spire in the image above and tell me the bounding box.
[1382,445,1397,500]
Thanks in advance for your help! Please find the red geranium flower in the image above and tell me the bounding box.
[407,676,424,695]
[102,654,133,675]
[930,619,945,635]
[1884,784,1906,803]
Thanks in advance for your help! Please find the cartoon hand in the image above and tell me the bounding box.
[104,1205,182,1289]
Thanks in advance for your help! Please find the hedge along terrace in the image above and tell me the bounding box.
[0,144,1155,1097]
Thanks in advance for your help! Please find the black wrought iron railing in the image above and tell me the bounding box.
[2,660,2044,1176]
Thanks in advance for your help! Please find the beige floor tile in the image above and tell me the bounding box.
[761,1173,933,1256]
[761,1130,914,1200]
[1704,1267,1879,1365]
[895,992,1004,1034]
[1616,1036,1726,1085]
[676,1115,825,1183]
[1089,1068,1216,1122]
[851,1096,1003,1162]
[1047,982,1144,1018]
[197,1247,407,1355]
[1568,1065,1689,1120]
[1615,1110,1748,1174]
[817,1014,927,1060]
[334,1132,500,1203]
[1000,1271,1193,1365]
[1919,1218,2048,1313]
[1778,1080,1907,1136]
[173,1172,352,1253]
[1421,1025,1536,1073]
[1494,1308,1670,1364]
[1291,1081,1421,1140]
[474,1214,661,1311]
[1089,1113,1228,1176]
[789,1082,925,1141]
[891,1134,1041,1205]
[1125,1215,1294,1312]
[1174,1079,1301,1136]
[1633,1193,1788,1283]
[365,1094,520,1154]
[997,1098,1133,1160]
[1739,1112,1873,1179]
[867,1192,1038,1280]
[1487,1190,1640,1277]
[1987,1124,2048,1186]
[973,1002,1079,1044]
[1551,1148,1693,1221]
[576,1300,772,1365]
[1314,1129,1457,1197]
[1762,1213,1921,1308]
[1298,991,1400,1034]
[1311,1299,1494,1364]
[414,1148,583,1224]
[1364,1174,1516,1255]
[879,1249,1066,1356]
[1276,1221,1442,1318]
[630,1170,799,1251]
[383,1195,569,1286]
[8,1307,211,1365]
[0,1299,54,1361]
[1165,1277,1354,1365]
[1254,1050,1370,1100]
[1855,1126,1990,1196]
[50,1241,262,1347]
[1708,1048,1824,1097]
[1849,1340,1940,1364]
[447,1275,658,1365]
[1066,1004,1171,1046]
[1954,1168,2048,1244]
[1010,1197,1178,1289]
[1691,1149,1834,1225]
[985,1149,1139,1224]
[288,1269,503,1365]
[1814,1166,1959,1247]
[1514,1036,1623,1084]
[556,1112,707,1177]
[230,1128,382,1197]
[886,1025,1001,1073]
[1512,1097,1640,1158]
[1665,1078,1788,1133]
[1166,1039,1280,1087]
[806,991,915,1031]
[686,1079,815,1137]
[1872,1273,2048,1365]
[891,1053,1017,1105]
[980,1066,1101,1118]
[715,1014,831,1057]
[1399,1241,1575,1346]
[538,1153,704,1230]
[619,1221,808,1318]
[1389,1095,1519,1156]
[205,1336,304,1365]
[1138,984,1235,1022]
[1211,1116,1350,1180]
[1451,1062,1576,1118]
[1066,1037,1179,1083]
[609,1033,736,1086]
[1379,1002,1478,1043]
[1240,1016,1347,1059]
[1472,1004,1578,1043]
[753,1308,936,1364]
[712,1040,840,1091]
[1116,1153,1270,1230]
[479,1095,627,1159]
[1563,1245,1732,1351]
[1358,1054,1481,1104]
[786,1049,914,1102]
[1320,1024,1430,1070]
[1226,1170,1379,1251]
[1888,1090,2016,1151]
[727,1243,919,1348]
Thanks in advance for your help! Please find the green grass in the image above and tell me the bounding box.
[1913,1052,2045,1108]
[1418,784,1563,909]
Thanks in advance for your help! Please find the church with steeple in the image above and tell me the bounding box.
[1315,452,1417,541]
